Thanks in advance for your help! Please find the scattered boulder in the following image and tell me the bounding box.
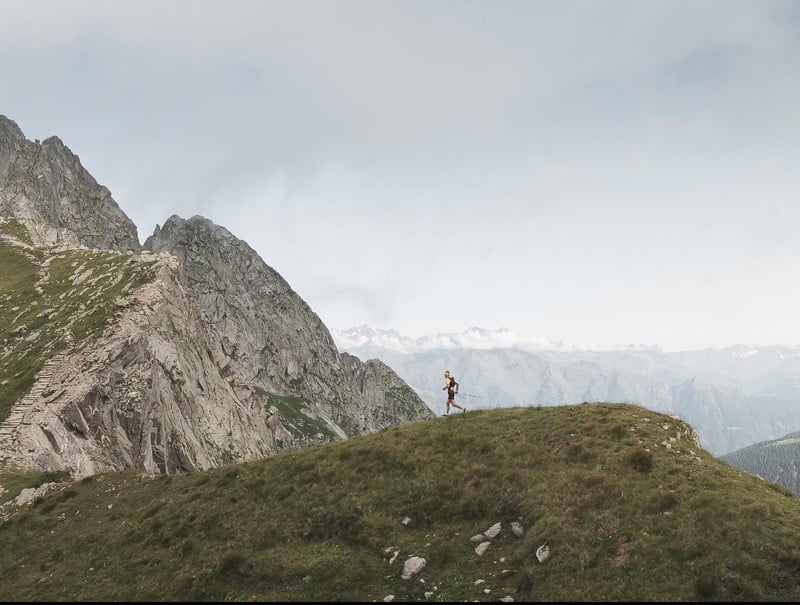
[401,556,426,580]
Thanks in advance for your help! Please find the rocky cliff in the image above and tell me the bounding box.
[0,247,292,476]
[0,115,434,477]
[0,116,139,252]
[143,214,435,443]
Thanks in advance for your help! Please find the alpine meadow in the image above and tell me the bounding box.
[5,404,800,602]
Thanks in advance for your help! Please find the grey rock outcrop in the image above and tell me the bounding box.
[340,353,431,429]
[144,215,435,444]
[0,481,63,521]
[2,251,295,476]
[0,115,139,251]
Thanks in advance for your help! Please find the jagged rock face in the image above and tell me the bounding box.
[0,115,140,251]
[340,353,433,427]
[3,252,295,477]
[144,215,435,441]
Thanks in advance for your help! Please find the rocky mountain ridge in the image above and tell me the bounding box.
[0,116,139,252]
[0,115,434,477]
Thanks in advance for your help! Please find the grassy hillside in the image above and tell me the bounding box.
[0,221,156,420]
[2,403,800,601]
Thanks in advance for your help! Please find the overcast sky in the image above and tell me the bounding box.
[2,1,799,351]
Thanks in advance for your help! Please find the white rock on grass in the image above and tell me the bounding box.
[475,541,490,556]
[484,522,502,539]
[401,556,426,580]
[536,543,550,563]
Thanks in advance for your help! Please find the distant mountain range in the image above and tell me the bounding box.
[332,326,800,457]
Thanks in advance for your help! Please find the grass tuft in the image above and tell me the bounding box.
[624,447,654,473]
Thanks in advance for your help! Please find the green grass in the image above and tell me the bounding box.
[2,403,800,601]
[0,239,44,415]
[255,387,339,443]
[0,218,34,245]
[0,238,156,420]
[0,467,70,506]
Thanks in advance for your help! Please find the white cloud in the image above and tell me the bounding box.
[3,1,800,349]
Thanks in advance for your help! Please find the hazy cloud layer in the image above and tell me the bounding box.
[3,1,799,350]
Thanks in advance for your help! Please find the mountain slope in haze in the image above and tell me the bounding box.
[333,326,800,456]
[722,431,800,495]
[3,404,800,602]
[0,115,434,477]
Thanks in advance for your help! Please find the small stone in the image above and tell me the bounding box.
[401,556,426,580]
[475,541,490,556]
[536,543,550,563]
[484,522,501,539]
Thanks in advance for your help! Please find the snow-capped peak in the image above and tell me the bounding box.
[331,326,580,355]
